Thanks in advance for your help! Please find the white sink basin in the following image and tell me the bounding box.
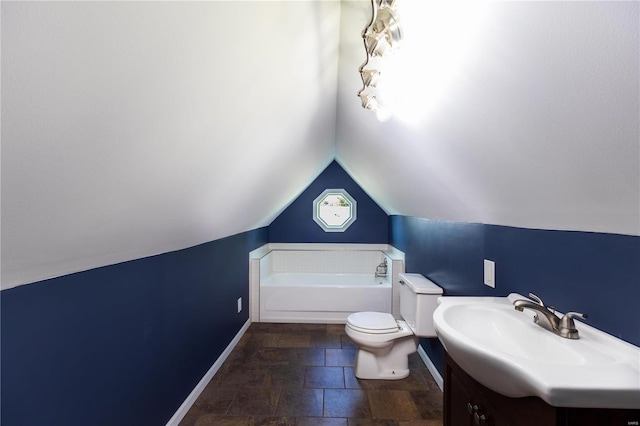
[433,294,640,409]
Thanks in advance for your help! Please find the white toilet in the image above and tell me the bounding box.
[345,273,443,380]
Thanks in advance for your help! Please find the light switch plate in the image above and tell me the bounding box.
[484,259,495,288]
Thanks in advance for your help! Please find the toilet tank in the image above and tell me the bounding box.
[399,273,443,337]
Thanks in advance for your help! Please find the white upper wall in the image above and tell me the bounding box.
[336,1,639,236]
[1,1,340,289]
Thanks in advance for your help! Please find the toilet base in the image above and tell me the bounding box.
[353,335,418,380]
[354,365,410,380]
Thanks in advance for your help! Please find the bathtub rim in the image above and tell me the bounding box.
[261,272,392,288]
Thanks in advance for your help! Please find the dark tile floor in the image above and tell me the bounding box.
[179,323,443,426]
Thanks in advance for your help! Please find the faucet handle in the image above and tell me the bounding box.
[528,293,546,308]
[560,312,588,327]
[559,312,587,339]
[528,293,557,313]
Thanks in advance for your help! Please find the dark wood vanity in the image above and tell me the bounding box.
[444,351,640,426]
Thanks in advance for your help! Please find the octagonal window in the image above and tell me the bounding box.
[313,189,357,232]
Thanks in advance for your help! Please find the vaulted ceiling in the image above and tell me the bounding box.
[2,1,638,289]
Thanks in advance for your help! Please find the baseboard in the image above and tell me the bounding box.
[417,344,444,392]
[166,319,252,426]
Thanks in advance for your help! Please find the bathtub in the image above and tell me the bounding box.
[260,273,391,323]
[249,244,405,323]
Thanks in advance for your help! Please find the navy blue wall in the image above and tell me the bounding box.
[1,228,268,426]
[269,161,388,243]
[389,215,640,375]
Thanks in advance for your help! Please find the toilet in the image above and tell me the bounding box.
[345,273,443,380]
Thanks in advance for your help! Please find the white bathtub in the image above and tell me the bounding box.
[260,273,391,323]
[249,244,405,323]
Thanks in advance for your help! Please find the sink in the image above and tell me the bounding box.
[433,294,640,409]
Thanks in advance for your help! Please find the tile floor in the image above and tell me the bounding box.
[179,323,443,426]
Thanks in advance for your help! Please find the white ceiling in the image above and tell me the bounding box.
[2,1,638,289]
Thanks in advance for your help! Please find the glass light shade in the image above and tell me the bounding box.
[375,106,392,121]
[372,7,402,54]
[361,68,381,87]
[359,92,377,109]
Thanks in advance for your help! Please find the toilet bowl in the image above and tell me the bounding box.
[346,273,443,380]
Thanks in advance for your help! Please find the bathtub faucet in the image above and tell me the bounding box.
[375,259,388,278]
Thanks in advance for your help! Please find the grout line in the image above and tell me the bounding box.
[322,389,327,417]
[223,388,239,416]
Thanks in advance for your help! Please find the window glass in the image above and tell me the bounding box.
[313,189,357,232]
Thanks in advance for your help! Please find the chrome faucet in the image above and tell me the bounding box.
[513,293,587,339]
[375,258,388,278]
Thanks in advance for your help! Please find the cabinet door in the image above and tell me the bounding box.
[446,367,474,426]
[444,351,556,426]
[478,394,515,426]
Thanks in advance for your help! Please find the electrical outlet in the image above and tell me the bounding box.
[237,297,242,313]
[484,259,495,288]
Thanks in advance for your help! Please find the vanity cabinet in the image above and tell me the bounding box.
[444,351,640,426]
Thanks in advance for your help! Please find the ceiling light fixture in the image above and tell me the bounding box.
[357,0,403,121]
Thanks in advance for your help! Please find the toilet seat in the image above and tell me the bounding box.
[346,312,400,334]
